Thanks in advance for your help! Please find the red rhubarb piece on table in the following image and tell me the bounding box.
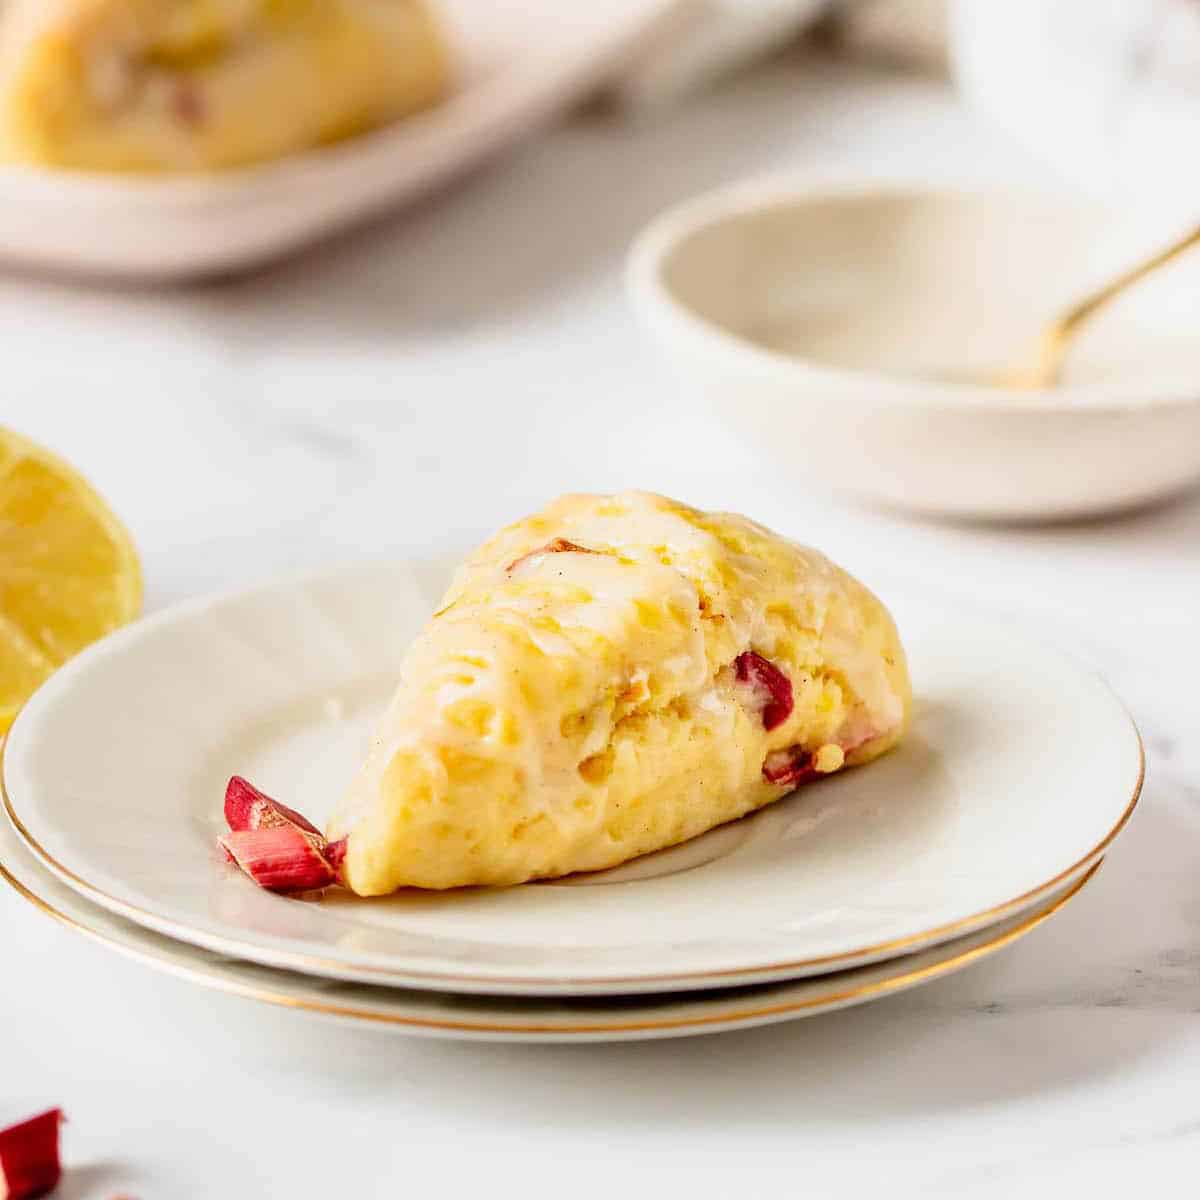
[0,1108,64,1200]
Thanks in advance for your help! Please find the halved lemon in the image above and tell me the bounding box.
[0,428,142,735]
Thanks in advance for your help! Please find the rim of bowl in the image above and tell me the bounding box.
[626,175,1200,413]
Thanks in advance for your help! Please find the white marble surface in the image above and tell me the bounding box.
[2,55,1198,1198]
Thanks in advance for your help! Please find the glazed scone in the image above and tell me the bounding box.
[0,0,447,171]
[329,492,911,895]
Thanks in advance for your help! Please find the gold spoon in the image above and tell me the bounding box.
[977,219,1200,390]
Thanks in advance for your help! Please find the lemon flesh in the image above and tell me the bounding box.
[0,428,141,734]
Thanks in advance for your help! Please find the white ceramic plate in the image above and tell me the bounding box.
[0,0,681,280]
[0,810,1100,1042]
[2,561,1142,996]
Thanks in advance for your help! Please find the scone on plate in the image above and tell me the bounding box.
[327,492,911,895]
[0,0,447,171]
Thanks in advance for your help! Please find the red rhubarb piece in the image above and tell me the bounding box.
[0,1108,64,1200]
[734,652,794,731]
[324,837,348,873]
[506,538,596,574]
[224,776,322,837]
[762,746,817,787]
[219,827,337,893]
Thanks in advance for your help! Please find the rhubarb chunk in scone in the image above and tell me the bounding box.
[326,491,912,895]
[0,0,447,171]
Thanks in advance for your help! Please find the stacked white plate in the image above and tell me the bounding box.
[0,559,1143,1042]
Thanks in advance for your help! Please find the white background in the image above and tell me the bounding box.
[4,55,1199,1198]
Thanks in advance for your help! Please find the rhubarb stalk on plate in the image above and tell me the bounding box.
[218,777,342,895]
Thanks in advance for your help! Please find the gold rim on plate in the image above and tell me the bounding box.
[0,846,1100,1036]
[0,709,1143,992]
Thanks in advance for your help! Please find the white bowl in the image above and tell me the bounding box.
[627,180,1200,520]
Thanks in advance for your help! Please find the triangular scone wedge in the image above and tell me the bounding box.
[329,492,912,894]
[0,0,446,171]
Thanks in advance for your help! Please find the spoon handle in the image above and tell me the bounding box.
[1037,219,1200,385]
